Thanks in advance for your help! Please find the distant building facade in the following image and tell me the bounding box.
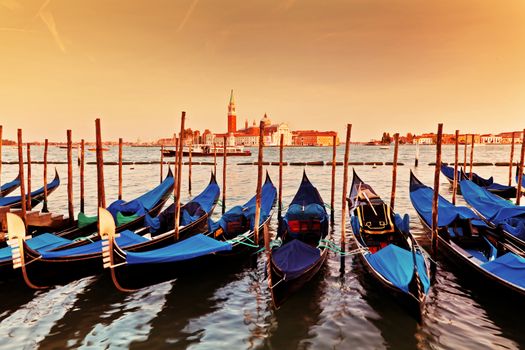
[292,130,339,146]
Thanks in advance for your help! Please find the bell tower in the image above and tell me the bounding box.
[227,89,236,133]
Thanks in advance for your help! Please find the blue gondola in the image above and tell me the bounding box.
[268,171,329,308]
[0,174,21,197]
[349,170,430,321]
[101,173,276,291]
[410,171,525,297]
[460,177,525,252]
[3,170,223,288]
[0,170,60,208]
[441,164,517,199]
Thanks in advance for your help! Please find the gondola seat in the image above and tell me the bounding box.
[356,203,395,235]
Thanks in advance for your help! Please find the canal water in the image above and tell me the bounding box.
[0,144,523,349]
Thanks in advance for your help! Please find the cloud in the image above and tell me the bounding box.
[177,0,199,33]
[0,0,23,11]
[36,0,67,53]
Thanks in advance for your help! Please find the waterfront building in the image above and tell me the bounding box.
[292,130,339,146]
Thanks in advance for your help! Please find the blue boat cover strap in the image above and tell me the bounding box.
[40,230,147,259]
[0,174,60,207]
[365,244,431,294]
[481,253,525,289]
[410,184,478,227]
[125,233,232,265]
[0,233,71,262]
[272,239,321,280]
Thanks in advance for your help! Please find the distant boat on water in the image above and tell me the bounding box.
[162,144,251,157]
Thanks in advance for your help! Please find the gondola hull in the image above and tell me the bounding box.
[269,248,328,308]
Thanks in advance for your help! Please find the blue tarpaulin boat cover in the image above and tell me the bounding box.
[125,233,232,265]
[441,164,494,186]
[208,178,276,234]
[145,177,220,234]
[481,253,525,289]
[460,179,525,238]
[365,244,430,294]
[0,175,20,195]
[272,239,321,280]
[410,182,478,227]
[0,174,60,207]
[40,230,148,259]
[0,233,71,262]
[107,174,174,220]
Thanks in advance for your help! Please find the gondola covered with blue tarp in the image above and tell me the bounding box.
[460,178,525,250]
[0,170,60,208]
[0,174,21,197]
[269,171,329,308]
[102,173,276,291]
[409,171,525,297]
[349,170,430,320]
[440,164,517,199]
[4,171,221,288]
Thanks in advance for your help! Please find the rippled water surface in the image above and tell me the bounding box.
[1,144,524,349]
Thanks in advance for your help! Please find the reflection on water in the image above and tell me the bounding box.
[0,144,524,348]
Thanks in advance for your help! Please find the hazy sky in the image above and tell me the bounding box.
[1,0,524,142]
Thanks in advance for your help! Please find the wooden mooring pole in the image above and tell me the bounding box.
[516,129,525,206]
[213,141,217,176]
[452,130,459,205]
[174,112,185,241]
[0,125,2,189]
[431,123,443,257]
[390,133,399,210]
[414,141,419,167]
[42,139,49,212]
[188,140,192,194]
[222,136,227,214]
[253,121,265,246]
[330,134,337,223]
[80,139,85,213]
[95,119,106,210]
[509,132,516,186]
[463,134,468,171]
[160,145,164,183]
[469,134,475,180]
[278,134,284,220]
[67,130,74,222]
[340,124,352,273]
[17,129,26,224]
[26,143,32,211]
[118,138,123,200]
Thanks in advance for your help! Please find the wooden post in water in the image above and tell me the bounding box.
[0,125,2,189]
[516,129,525,205]
[174,112,185,241]
[67,130,74,222]
[390,133,399,210]
[26,143,32,211]
[452,130,459,205]
[118,138,123,200]
[463,134,468,171]
[431,123,443,257]
[253,121,265,246]
[95,119,106,209]
[509,132,516,186]
[414,141,419,167]
[188,140,192,194]
[17,129,26,224]
[42,139,49,212]
[469,134,475,180]
[160,145,164,183]
[80,139,85,213]
[278,134,284,220]
[330,134,337,223]
[173,137,179,188]
[340,124,352,273]
[222,136,227,214]
[213,141,217,176]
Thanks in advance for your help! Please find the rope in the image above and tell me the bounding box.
[324,203,333,211]
[73,236,95,243]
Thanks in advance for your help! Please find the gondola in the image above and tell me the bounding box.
[0,170,60,209]
[268,171,329,308]
[348,170,430,320]
[516,166,525,188]
[409,171,525,296]
[440,164,517,199]
[0,174,21,197]
[54,169,175,241]
[3,171,220,288]
[459,177,525,252]
[102,172,276,291]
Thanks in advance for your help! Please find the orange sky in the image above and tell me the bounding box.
[1,0,525,142]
